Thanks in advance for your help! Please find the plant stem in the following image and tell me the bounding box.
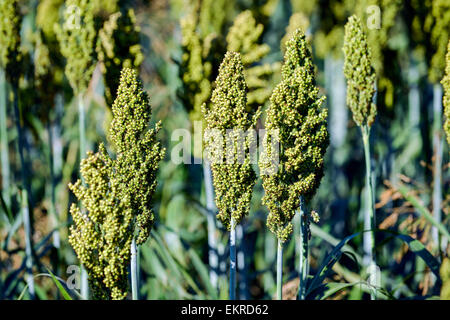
[203,162,218,290]
[21,189,35,299]
[78,92,89,299]
[47,119,60,249]
[432,84,443,252]
[297,197,309,300]
[11,84,35,299]
[0,69,10,208]
[361,125,376,299]
[276,239,283,300]
[236,224,248,299]
[131,237,138,300]
[229,218,236,300]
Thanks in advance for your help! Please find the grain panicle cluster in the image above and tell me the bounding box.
[69,68,164,299]
[202,51,260,230]
[260,30,329,243]
[55,0,97,94]
[96,8,143,107]
[343,15,377,128]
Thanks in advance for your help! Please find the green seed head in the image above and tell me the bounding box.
[343,15,377,128]
[110,68,165,244]
[69,145,133,300]
[97,8,143,107]
[69,68,164,299]
[227,10,275,109]
[34,31,54,108]
[55,0,97,94]
[203,51,260,230]
[0,0,21,84]
[260,29,329,243]
[37,0,63,42]
[443,40,450,146]
[226,10,270,66]
[179,11,214,124]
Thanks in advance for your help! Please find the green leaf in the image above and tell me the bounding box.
[45,268,73,300]
[396,184,450,240]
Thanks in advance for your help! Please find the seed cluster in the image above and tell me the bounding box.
[69,145,132,300]
[179,11,214,124]
[180,8,275,125]
[55,0,97,94]
[443,41,450,146]
[260,30,329,243]
[0,0,21,84]
[227,10,277,109]
[69,68,164,299]
[343,15,377,128]
[110,68,165,245]
[202,51,260,230]
[97,9,143,107]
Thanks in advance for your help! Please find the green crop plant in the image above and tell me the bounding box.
[202,51,260,299]
[179,5,275,291]
[0,0,36,298]
[343,15,378,298]
[55,0,97,298]
[259,29,329,300]
[69,68,165,300]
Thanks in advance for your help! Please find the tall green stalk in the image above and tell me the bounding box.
[203,162,218,289]
[131,238,138,300]
[431,84,443,252]
[0,69,9,208]
[229,218,236,300]
[21,189,34,298]
[77,93,89,299]
[260,29,328,301]
[362,125,376,299]
[276,239,283,300]
[297,197,309,300]
[202,52,259,301]
[343,16,378,299]
[12,84,35,299]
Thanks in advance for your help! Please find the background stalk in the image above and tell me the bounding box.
[276,239,283,300]
[131,237,138,300]
[0,69,10,208]
[431,84,443,251]
[77,92,89,299]
[362,125,376,299]
[229,218,236,300]
[203,162,218,290]
[11,84,35,299]
[21,189,35,299]
[297,197,309,300]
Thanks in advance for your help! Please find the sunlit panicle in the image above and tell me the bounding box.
[260,30,329,243]
[202,51,260,230]
[55,0,97,94]
[343,15,377,128]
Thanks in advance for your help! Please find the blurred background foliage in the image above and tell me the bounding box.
[0,0,448,300]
